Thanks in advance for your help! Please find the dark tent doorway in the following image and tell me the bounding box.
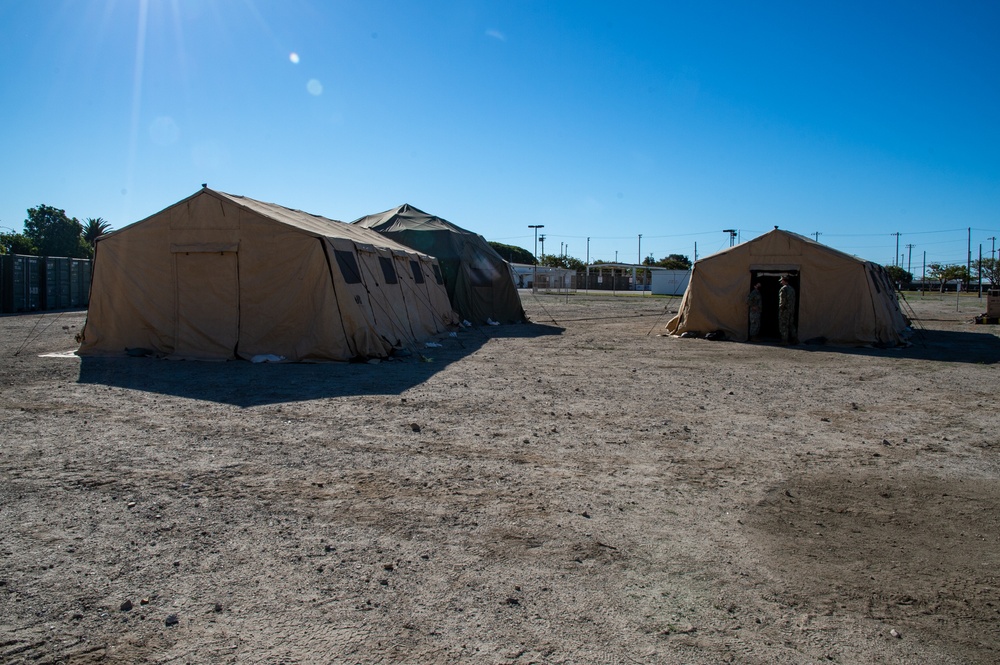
[750,270,799,341]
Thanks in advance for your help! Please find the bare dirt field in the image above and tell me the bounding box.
[2,290,1000,664]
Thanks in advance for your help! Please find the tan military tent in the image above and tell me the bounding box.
[352,204,525,325]
[666,229,909,346]
[79,188,458,361]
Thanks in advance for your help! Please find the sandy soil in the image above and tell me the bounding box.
[2,290,1000,664]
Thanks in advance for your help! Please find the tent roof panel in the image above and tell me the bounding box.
[212,191,426,254]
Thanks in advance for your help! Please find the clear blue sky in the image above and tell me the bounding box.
[2,0,998,271]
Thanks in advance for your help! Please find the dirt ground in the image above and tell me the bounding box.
[2,290,1000,664]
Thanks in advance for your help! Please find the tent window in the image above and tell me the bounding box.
[432,264,444,285]
[469,267,492,287]
[410,260,425,284]
[334,250,362,284]
[379,256,398,284]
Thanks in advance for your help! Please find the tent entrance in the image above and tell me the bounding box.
[750,270,799,341]
[174,251,240,358]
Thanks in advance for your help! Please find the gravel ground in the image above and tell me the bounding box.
[1,290,999,664]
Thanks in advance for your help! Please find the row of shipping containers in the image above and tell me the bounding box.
[0,254,92,314]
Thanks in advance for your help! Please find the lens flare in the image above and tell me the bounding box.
[307,79,323,96]
[289,52,299,64]
[149,116,180,145]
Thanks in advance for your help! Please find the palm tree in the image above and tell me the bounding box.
[82,217,111,248]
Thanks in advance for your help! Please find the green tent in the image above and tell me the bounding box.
[352,204,525,325]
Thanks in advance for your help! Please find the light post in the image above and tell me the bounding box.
[528,225,544,291]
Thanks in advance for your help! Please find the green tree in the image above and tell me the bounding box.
[82,217,112,251]
[0,231,37,255]
[974,257,1000,287]
[655,253,692,270]
[539,253,586,271]
[24,205,89,258]
[884,265,913,286]
[539,253,565,268]
[488,241,535,264]
[927,263,969,292]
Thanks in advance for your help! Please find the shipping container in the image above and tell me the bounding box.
[81,258,91,306]
[42,256,72,310]
[70,258,92,307]
[0,255,7,312]
[1,254,42,312]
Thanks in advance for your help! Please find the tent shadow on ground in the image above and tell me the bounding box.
[77,322,564,407]
[783,328,1000,365]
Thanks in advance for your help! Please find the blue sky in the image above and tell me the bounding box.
[2,0,997,271]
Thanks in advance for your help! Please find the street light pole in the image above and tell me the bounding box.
[528,224,544,291]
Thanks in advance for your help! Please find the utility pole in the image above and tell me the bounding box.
[891,231,901,266]
[989,236,997,261]
[635,234,642,294]
[979,244,983,297]
[586,237,590,293]
[812,231,821,242]
[905,244,915,275]
[637,234,643,294]
[539,234,546,258]
[967,227,972,291]
[528,225,544,291]
[723,229,737,247]
[922,250,926,296]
